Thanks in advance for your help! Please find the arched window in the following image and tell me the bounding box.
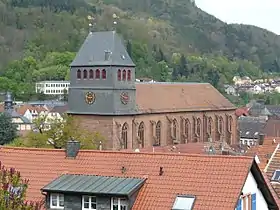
[197,118,201,136]
[77,69,81,79]
[155,121,161,146]
[121,123,128,149]
[102,69,106,79]
[138,122,145,148]
[117,69,121,81]
[127,70,131,81]
[172,119,178,139]
[83,69,87,79]
[219,117,224,133]
[122,70,126,81]
[95,69,100,79]
[185,119,190,139]
[208,117,213,135]
[228,116,233,132]
[89,69,94,79]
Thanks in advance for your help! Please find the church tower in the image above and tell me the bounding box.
[68,31,136,115]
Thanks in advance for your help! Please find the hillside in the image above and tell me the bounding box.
[0,0,280,100]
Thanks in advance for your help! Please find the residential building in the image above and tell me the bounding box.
[0,142,278,210]
[67,30,238,150]
[35,81,70,95]
[16,104,49,123]
[239,116,266,146]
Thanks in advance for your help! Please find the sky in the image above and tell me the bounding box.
[195,0,280,35]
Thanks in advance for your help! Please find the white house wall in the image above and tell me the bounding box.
[235,171,269,210]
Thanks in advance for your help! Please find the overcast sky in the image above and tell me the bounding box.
[195,0,280,35]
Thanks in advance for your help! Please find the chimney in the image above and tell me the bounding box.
[66,139,80,158]
[258,134,265,145]
[104,50,111,61]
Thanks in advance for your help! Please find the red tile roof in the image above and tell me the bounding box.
[135,83,235,113]
[235,107,249,117]
[0,146,255,210]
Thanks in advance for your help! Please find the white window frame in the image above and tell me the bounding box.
[50,193,64,209]
[111,197,128,210]
[82,195,97,210]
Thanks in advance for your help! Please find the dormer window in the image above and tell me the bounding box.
[89,69,94,79]
[272,170,280,181]
[117,69,121,81]
[77,69,81,79]
[127,70,131,81]
[111,197,128,210]
[50,193,64,209]
[83,69,88,79]
[95,69,100,79]
[82,196,97,210]
[102,69,107,79]
[122,70,126,81]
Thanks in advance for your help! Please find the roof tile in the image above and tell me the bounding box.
[0,147,253,210]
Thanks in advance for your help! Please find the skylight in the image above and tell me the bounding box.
[246,131,250,135]
[172,195,195,210]
[271,170,280,181]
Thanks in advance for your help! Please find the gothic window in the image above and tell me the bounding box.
[155,121,161,146]
[185,119,190,139]
[77,69,81,79]
[95,69,100,79]
[122,70,126,81]
[127,70,131,81]
[197,118,201,136]
[228,116,233,132]
[219,117,224,133]
[208,117,213,135]
[83,69,87,79]
[172,119,178,139]
[102,69,106,79]
[117,69,121,81]
[138,122,145,148]
[121,123,128,149]
[89,69,94,79]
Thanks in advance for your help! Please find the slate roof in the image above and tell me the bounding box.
[42,174,145,196]
[264,119,280,137]
[238,117,266,139]
[0,147,265,210]
[70,31,135,67]
[135,82,235,113]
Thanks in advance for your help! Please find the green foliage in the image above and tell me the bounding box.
[0,113,17,145]
[0,0,279,105]
[0,162,43,209]
[15,114,105,149]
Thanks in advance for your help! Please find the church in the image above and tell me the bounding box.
[67,30,237,150]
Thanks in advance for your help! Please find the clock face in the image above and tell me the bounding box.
[120,92,129,105]
[85,92,95,105]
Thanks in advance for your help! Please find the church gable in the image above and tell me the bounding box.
[135,82,235,113]
[70,31,135,67]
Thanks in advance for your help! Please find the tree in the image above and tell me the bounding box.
[0,162,43,209]
[19,114,105,149]
[0,113,17,145]
[206,69,220,88]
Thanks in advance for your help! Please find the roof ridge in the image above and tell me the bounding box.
[0,146,253,160]
[264,143,280,173]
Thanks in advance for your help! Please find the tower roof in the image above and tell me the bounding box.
[70,31,135,67]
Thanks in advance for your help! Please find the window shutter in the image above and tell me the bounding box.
[252,193,256,210]
[236,199,242,210]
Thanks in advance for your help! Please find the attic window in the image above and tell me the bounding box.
[271,170,280,181]
[254,132,258,136]
[172,195,195,210]
[246,131,250,135]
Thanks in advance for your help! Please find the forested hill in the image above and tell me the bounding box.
[0,0,280,100]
